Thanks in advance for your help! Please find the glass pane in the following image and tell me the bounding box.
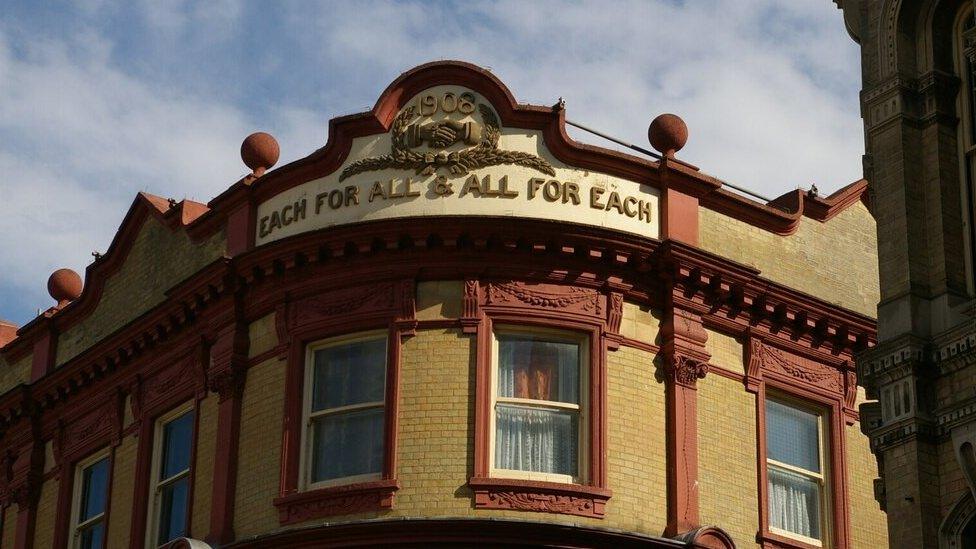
[311,407,384,483]
[312,337,387,411]
[495,404,578,476]
[766,400,820,473]
[768,466,822,540]
[79,521,105,549]
[497,334,579,404]
[157,476,189,545]
[80,458,109,521]
[161,411,194,480]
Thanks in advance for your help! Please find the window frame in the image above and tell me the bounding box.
[299,330,390,491]
[145,402,196,549]
[488,326,589,484]
[763,394,831,548]
[68,450,112,549]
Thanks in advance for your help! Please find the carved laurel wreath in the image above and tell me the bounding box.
[339,104,556,181]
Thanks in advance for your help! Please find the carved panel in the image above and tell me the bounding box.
[484,281,603,318]
[59,399,118,462]
[140,351,203,417]
[274,480,398,524]
[470,479,609,518]
[294,282,396,327]
[752,340,844,394]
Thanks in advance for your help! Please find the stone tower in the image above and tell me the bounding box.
[837,1,976,547]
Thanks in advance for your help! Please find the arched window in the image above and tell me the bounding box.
[954,6,976,296]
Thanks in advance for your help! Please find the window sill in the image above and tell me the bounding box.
[759,531,825,549]
[468,476,610,518]
[274,478,399,524]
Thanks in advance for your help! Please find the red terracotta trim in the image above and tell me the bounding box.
[51,464,71,549]
[206,393,241,544]
[273,479,399,525]
[222,517,688,548]
[617,336,661,355]
[468,477,611,518]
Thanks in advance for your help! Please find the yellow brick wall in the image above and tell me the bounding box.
[619,302,661,345]
[705,328,744,375]
[698,373,760,547]
[416,281,462,320]
[56,220,225,366]
[192,395,218,538]
[108,434,138,548]
[847,421,888,548]
[2,505,16,548]
[604,344,668,534]
[32,475,58,549]
[0,355,31,398]
[699,202,879,318]
[234,356,286,537]
[248,313,278,358]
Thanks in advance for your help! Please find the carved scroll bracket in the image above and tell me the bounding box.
[207,322,249,403]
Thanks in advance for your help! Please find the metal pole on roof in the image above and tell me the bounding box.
[564,118,775,203]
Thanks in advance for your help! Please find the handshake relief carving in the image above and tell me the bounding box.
[404,119,484,149]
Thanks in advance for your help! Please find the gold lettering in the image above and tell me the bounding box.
[259,216,270,237]
[328,189,343,209]
[420,94,437,116]
[268,211,282,232]
[564,182,580,204]
[315,192,328,214]
[461,174,483,196]
[639,200,653,223]
[281,205,293,226]
[499,175,518,197]
[369,181,386,202]
[294,199,307,220]
[387,178,404,199]
[623,196,638,217]
[344,186,359,206]
[605,192,624,214]
[404,178,421,197]
[528,178,545,199]
[543,180,561,202]
[482,175,500,197]
[590,187,606,209]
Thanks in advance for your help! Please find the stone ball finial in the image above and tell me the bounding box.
[241,132,280,177]
[648,113,688,157]
[48,268,83,307]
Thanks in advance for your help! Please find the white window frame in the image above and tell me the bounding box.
[300,330,388,491]
[489,326,588,484]
[69,450,110,549]
[146,402,195,548]
[765,396,830,548]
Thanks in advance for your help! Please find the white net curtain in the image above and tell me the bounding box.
[495,335,580,476]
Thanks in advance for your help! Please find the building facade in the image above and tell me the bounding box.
[836,1,976,547]
[0,62,886,548]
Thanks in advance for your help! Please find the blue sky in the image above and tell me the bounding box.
[0,1,861,326]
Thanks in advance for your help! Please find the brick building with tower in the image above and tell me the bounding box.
[835,1,976,548]
[0,61,887,548]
